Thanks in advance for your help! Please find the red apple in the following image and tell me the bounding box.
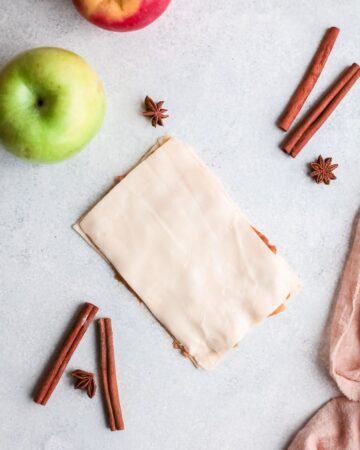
[73,0,172,32]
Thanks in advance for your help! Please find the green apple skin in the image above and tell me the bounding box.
[0,47,105,163]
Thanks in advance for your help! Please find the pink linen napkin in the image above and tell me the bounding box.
[288,397,360,450]
[329,217,360,401]
[289,216,360,449]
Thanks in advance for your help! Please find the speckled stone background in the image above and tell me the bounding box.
[1,1,360,449]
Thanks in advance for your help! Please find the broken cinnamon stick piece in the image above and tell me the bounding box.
[34,302,99,406]
[98,318,124,431]
[283,64,360,157]
[282,63,360,155]
[278,27,340,131]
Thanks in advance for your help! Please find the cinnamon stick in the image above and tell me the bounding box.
[282,64,360,157]
[34,302,99,405]
[98,318,124,431]
[278,27,340,131]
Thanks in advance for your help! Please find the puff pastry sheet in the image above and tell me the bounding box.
[76,137,301,369]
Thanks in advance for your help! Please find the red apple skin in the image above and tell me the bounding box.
[73,0,172,32]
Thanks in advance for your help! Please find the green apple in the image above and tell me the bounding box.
[0,47,105,163]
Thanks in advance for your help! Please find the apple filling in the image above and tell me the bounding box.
[79,0,142,20]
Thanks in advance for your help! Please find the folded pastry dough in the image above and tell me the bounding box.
[75,137,301,369]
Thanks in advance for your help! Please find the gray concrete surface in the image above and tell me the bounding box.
[1,1,360,449]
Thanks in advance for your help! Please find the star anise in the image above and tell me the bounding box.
[71,369,96,399]
[309,155,338,185]
[143,96,169,127]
